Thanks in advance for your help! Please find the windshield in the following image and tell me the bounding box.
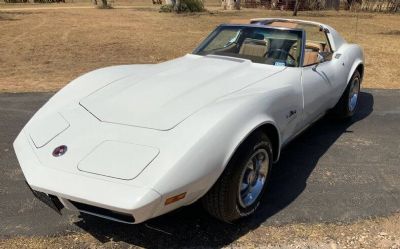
[193,26,303,67]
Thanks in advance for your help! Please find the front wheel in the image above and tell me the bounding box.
[202,131,273,222]
[331,70,361,119]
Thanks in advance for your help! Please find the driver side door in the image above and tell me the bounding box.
[300,27,337,126]
[301,60,336,125]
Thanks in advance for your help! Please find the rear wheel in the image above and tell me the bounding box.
[331,70,361,119]
[202,131,273,222]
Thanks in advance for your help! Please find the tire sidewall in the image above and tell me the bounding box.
[230,133,273,219]
[347,71,361,116]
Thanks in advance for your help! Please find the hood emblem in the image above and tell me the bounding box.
[53,145,67,157]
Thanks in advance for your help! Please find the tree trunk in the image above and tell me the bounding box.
[226,0,241,9]
[174,0,181,11]
[101,0,108,7]
[293,0,300,15]
[235,0,241,9]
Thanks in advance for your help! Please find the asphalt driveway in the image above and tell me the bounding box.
[0,89,399,247]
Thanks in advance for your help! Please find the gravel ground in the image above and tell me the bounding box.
[1,213,399,249]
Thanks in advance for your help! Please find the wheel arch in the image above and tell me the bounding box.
[228,121,281,166]
[258,123,280,163]
[355,63,364,82]
[346,54,364,85]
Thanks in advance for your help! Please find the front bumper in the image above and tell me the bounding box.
[26,182,64,214]
[14,131,162,224]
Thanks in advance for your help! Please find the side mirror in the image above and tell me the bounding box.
[313,51,332,70]
[317,52,325,64]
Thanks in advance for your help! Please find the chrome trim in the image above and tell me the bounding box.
[238,149,269,208]
[349,77,360,112]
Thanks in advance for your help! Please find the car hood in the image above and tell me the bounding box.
[80,54,285,131]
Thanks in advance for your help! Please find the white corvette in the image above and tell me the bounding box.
[14,18,364,224]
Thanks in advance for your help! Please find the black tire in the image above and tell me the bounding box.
[331,70,361,119]
[202,131,273,223]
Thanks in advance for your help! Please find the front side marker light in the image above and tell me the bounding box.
[165,192,186,205]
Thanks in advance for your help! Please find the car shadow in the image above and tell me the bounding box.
[74,91,374,248]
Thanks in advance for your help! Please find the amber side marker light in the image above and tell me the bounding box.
[165,192,186,205]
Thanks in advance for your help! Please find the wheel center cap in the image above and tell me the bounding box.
[247,171,256,184]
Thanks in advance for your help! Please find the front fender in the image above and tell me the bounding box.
[145,93,282,217]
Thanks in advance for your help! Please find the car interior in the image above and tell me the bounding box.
[195,21,333,67]
[197,28,302,66]
[265,21,333,66]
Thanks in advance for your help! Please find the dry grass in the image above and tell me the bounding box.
[0,3,399,92]
[1,213,399,248]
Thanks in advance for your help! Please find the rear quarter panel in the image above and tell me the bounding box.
[332,43,364,106]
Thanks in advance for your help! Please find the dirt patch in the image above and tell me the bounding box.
[1,213,399,248]
[0,4,399,92]
[380,30,400,36]
[0,12,14,21]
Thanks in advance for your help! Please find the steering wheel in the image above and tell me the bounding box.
[264,49,296,62]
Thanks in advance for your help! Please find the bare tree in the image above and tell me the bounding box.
[224,0,241,9]
[92,0,109,8]
[100,0,108,7]
[174,0,181,11]
[293,0,300,15]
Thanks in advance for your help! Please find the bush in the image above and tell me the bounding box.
[160,4,174,12]
[160,0,205,13]
[180,0,204,12]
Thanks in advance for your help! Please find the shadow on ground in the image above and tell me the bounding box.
[75,92,374,248]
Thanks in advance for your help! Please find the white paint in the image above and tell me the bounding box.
[77,141,159,180]
[29,113,69,148]
[14,20,364,224]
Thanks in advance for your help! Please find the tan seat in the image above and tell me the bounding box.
[305,41,323,52]
[303,51,319,66]
[239,38,268,57]
[306,41,332,53]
